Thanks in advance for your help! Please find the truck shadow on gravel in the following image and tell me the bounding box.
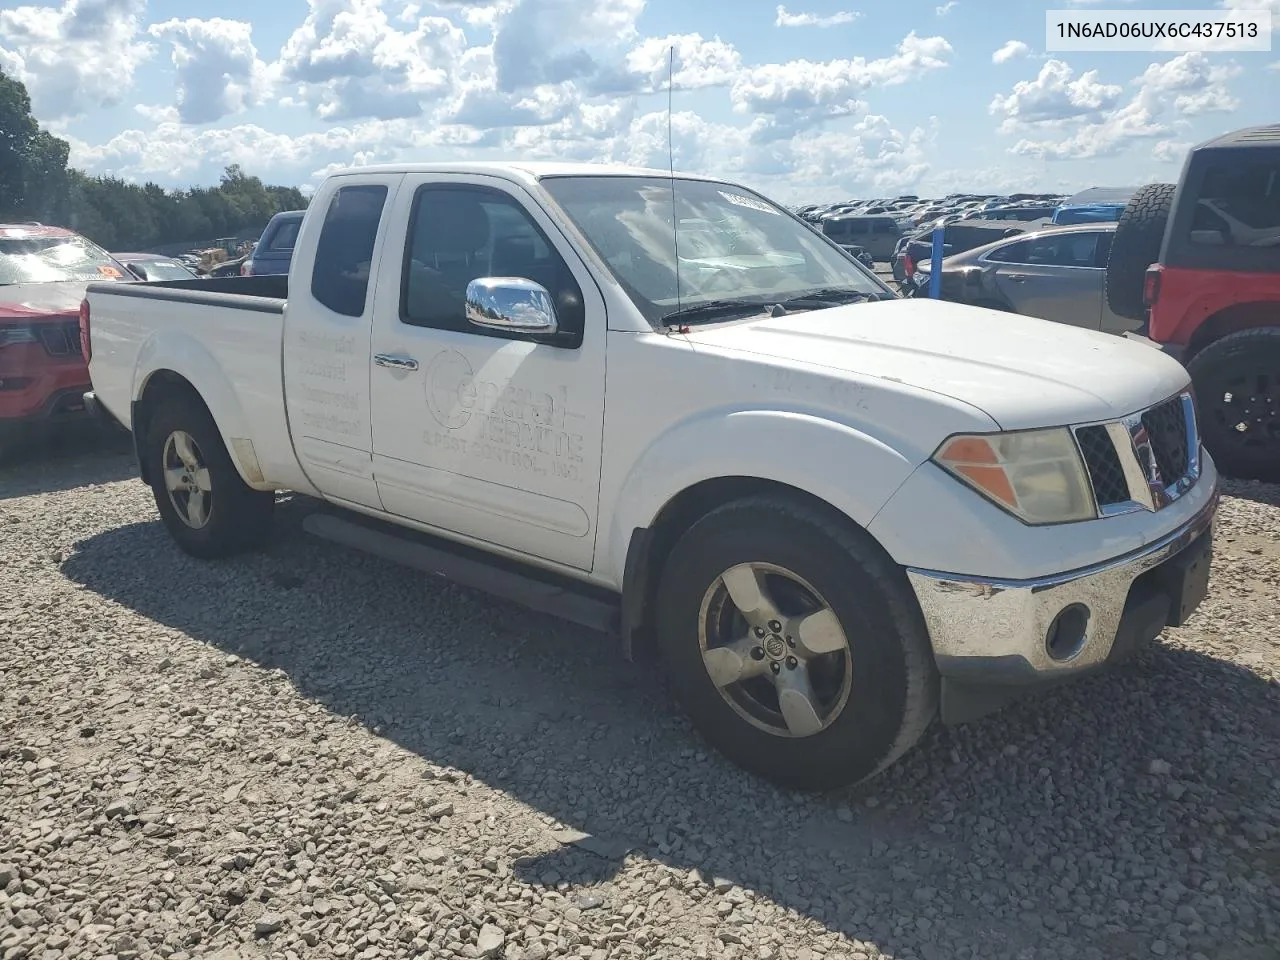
[61,498,1280,960]
[0,423,135,500]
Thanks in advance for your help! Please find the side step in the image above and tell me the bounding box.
[302,512,620,634]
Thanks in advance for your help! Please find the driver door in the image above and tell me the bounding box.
[367,175,607,572]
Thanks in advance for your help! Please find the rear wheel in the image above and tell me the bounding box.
[145,396,275,558]
[1187,327,1280,483]
[655,494,938,791]
[1105,183,1175,321]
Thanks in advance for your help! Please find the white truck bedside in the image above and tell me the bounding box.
[81,162,1218,790]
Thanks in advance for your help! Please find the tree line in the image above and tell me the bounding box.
[0,69,308,253]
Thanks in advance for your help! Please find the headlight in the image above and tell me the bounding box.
[933,428,1096,525]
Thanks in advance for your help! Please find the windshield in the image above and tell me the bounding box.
[0,235,126,285]
[540,175,891,326]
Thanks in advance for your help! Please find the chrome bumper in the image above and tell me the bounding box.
[905,484,1218,708]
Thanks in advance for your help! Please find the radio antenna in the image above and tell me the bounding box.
[667,44,684,327]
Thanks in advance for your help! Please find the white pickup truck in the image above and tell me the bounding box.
[82,162,1218,790]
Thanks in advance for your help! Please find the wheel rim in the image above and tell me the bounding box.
[162,430,213,530]
[698,562,853,739]
[1203,369,1280,455]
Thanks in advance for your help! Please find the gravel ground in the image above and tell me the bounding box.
[2,430,1278,960]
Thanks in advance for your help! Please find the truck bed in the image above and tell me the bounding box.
[84,273,303,492]
[89,273,288,309]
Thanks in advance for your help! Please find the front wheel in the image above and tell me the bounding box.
[145,396,275,558]
[1187,327,1280,483]
[655,494,938,790]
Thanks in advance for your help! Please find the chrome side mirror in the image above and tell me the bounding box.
[465,277,559,335]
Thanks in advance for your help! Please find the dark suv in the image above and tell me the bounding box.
[1105,125,1280,481]
[242,210,305,277]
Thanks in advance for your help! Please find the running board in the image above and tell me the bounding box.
[302,512,620,634]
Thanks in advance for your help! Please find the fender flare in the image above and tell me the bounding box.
[604,407,919,589]
[131,329,261,488]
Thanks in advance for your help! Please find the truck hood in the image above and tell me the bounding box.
[0,281,97,321]
[681,297,1190,430]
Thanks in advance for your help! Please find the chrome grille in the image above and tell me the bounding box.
[1075,424,1129,506]
[1072,392,1200,516]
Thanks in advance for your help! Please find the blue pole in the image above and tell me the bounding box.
[928,226,944,299]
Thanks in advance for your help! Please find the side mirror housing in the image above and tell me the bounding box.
[465,277,559,335]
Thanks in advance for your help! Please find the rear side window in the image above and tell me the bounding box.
[263,217,301,252]
[986,239,1030,263]
[872,218,898,234]
[310,185,388,317]
[1188,162,1280,250]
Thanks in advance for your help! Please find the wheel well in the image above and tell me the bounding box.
[133,371,210,483]
[1185,301,1280,362]
[621,476,858,662]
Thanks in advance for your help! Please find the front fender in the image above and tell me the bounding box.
[132,330,261,487]
[604,408,918,586]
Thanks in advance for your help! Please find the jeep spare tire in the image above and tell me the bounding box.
[1105,182,1176,322]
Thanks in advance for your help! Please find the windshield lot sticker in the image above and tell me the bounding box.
[98,265,124,278]
[718,191,779,216]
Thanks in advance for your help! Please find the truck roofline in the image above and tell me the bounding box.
[320,161,730,185]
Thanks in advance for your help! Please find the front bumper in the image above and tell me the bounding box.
[906,484,1218,723]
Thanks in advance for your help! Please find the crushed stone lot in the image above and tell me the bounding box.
[2,435,1278,960]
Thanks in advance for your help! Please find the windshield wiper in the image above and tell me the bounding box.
[659,299,768,327]
[773,287,886,310]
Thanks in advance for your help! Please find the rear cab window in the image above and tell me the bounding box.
[310,185,389,317]
[262,216,302,253]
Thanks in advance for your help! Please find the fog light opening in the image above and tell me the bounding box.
[1046,604,1090,662]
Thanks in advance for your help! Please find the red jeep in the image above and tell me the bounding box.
[1105,125,1280,481]
[0,224,128,458]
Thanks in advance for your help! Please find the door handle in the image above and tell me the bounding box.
[374,353,420,371]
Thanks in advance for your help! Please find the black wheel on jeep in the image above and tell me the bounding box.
[1187,327,1280,483]
[145,396,275,558]
[1105,183,1176,322]
[654,493,938,791]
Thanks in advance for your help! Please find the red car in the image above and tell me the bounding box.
[1105,125,1280,482]
[0,224,129,455]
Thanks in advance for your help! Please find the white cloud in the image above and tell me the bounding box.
[989,60,1123,130]
[623,34,743,92]
[1221,0,1280,13]
[0,0,154,119]
[731,32,953,140]
[1000,52,1239,161]
[275,0,467,121]
[148,18,270,124]
[992,40,1030,64]
[774,5,860,28]
[1152,139,1192,163]
[935,1,958,15]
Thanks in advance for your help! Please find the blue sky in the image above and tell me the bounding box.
[0,0,1276,203]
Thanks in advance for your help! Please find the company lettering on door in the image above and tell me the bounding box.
[422,349,585,483]
[293,329,364,438]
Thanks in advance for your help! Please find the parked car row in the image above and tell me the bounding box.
[0,210,306,459]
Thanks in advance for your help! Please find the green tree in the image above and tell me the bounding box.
[0,71,310,251]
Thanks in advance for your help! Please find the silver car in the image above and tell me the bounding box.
[917,222,1135,335]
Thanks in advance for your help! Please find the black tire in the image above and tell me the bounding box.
[145,396,275,558]
[655,494,938,791]
[1187,327,1280,483]
[1105,183,1176,321]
